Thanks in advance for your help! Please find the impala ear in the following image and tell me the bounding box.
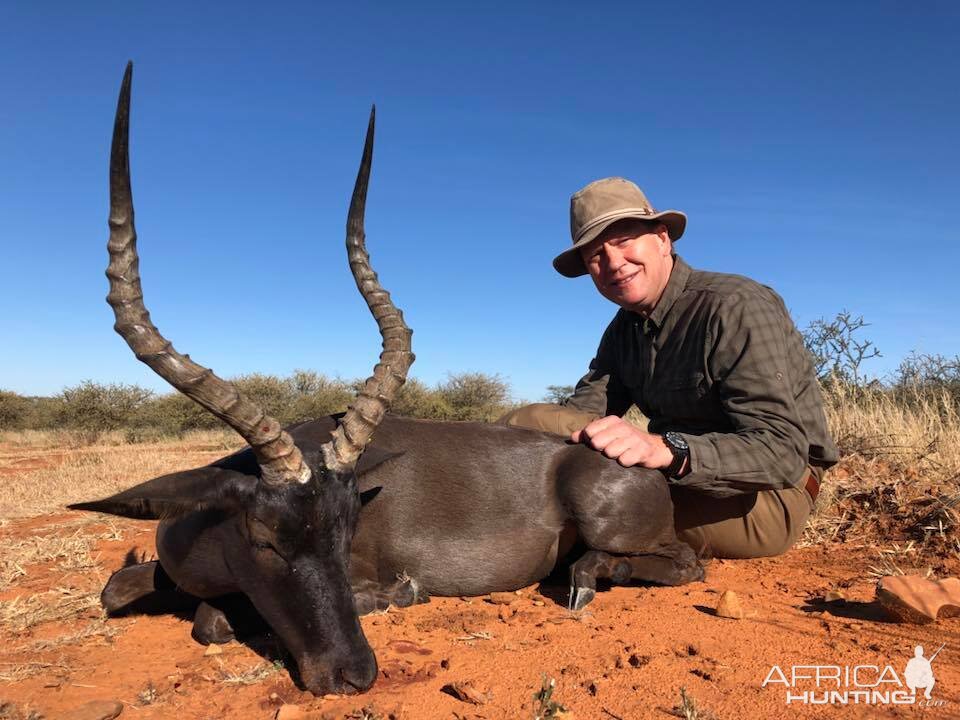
[68,466,258,519]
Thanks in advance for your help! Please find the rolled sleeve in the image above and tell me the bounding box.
[670,293,808,497]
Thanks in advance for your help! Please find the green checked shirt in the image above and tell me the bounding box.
[565,255,839,498]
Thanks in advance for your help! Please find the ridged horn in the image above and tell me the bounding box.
[322,107,415,472]
[105,62,310,486]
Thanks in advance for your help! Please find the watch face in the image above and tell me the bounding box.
[665,432,689,452]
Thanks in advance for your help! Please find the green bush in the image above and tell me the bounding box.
[9,370,519,439]
[436,372,512,422]
[0,390,31,430]
[55,381,155,437]
[136,392,223,435]
[27,396,62,430]
[286,370,354,421]
[543,385,575,404]
[232,374,298,424]
[391,378,454,420]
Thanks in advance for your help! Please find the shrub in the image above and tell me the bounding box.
[26,397,61,430]
[543,385,575,404]
[0,390,31,430]
[801,310,881,386]
[55,381,155,438]
[391,378,453,420]
[893,352,960,396]
[287,370,354,421]
[136,392,222,435]
[11,370,521,439]
[232,374,298,424]
[436,372,511,422]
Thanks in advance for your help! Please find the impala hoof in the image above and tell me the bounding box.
[568,586,595,611]
[191,602,236,645]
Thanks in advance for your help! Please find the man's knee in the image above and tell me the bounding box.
[496,403,599,437]
[672,486,811,559]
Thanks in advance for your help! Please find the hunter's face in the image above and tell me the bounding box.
[580,219,673,314]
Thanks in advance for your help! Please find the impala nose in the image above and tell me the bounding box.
[340,655,378,693]
[299,651,378,696]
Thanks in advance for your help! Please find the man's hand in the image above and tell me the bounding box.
[571,416,675,469]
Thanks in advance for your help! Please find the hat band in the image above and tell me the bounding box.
[574,206,660,244]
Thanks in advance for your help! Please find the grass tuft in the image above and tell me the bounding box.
[0,585,102,632]
[218,659,284,685]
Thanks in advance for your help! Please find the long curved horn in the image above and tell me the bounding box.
[105,62,310,486]
[322,108,415,472]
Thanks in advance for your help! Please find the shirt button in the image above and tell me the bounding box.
[776,372,783,380]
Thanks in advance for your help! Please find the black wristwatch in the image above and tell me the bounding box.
[662,432,690,477]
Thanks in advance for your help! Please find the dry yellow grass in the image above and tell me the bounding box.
[0,518,124,591]
[0,429,242,519]
[823,384,960,476]
[217,659,285,685]
[0,660,70,684]
[0,585,102,632]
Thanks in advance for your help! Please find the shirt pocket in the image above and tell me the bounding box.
[656,371,710,424]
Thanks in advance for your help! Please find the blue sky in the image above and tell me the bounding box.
[1,2,957,402]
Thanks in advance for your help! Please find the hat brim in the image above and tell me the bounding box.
[552,210,687,278]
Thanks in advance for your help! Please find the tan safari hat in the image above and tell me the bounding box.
[553,177,687,278]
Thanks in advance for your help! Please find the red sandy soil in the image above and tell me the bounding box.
[0,452,72,475]
[2,511,960,720]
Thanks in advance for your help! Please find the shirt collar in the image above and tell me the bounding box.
[645,254,691,332]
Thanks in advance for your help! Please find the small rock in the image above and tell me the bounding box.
[877,575,960,624]
[203,644,223,656]
[275,705,307,720]
[66,700,124,720]
[488,592,518,605]
[824,590,846,603]
[442,681,492,705]
[498,605,517,622]
[715,590,744,619]
[532,599,545,607]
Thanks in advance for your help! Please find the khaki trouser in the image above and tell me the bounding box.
[498,403,816,559]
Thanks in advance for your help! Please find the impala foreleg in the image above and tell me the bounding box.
[101,559,199,616]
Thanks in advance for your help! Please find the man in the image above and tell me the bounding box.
[502,177,839,559]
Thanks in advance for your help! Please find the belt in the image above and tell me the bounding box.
[804,467,820,502]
